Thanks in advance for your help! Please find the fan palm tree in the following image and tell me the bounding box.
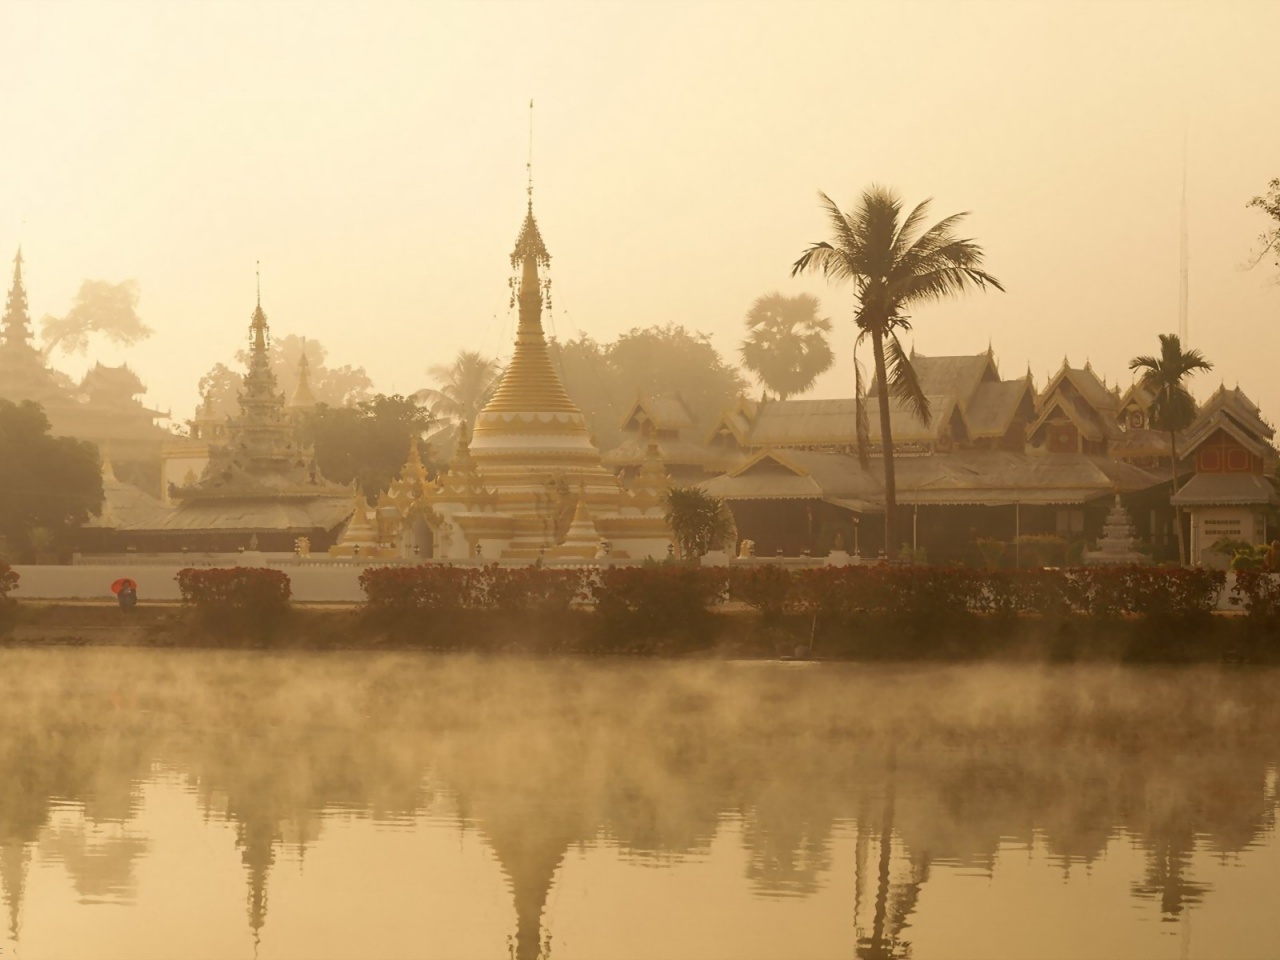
[739,293,834,400]
[1129,333,1212,565]
[416,350,503,429]
[792,186,1003,551]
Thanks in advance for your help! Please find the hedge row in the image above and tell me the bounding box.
[729,565,1229,622]
[175,567,292,636]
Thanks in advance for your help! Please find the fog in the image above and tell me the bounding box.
[2,1,1278,422]
[2,651,1277,957]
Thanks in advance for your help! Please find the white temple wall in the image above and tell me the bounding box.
[1190,506,1266,567]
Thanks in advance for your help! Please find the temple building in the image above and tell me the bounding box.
[105,290,352,553]
[0,248,170,488]
[1171,385,1279,566]
[601,393,735,480]
[700,351,1172,562]
[329,194,673,561]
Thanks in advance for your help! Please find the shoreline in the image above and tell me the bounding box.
[3,601,1273,664]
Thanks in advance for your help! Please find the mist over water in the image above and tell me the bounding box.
[0,652,1276,959]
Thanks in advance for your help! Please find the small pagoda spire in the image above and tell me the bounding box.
[288,340,318,410]
[2,246,33,349]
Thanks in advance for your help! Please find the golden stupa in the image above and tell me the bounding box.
[376,192,673,561]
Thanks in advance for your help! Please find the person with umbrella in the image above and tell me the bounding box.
[112,578,138,612]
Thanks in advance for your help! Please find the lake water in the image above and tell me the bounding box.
[0,650,1276,960]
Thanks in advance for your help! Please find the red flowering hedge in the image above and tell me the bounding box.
[590,565,728,650]
[176,567,292,636]
[359,564,587,615]
[1231,570,1280,621]
[784,565,1223,622]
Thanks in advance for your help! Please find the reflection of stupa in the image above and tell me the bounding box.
[1084,495,1147,565]
[0,841,29,946]
[404,189,672,560]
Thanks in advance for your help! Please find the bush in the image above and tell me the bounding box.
[175,567,292,639]
[0,562,17,632]
[729,565,800,622]
[1231,570,1280,621]
[357,564,590,650]
[591,565,727,652]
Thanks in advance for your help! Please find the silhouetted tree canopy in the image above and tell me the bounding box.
[552,324,746,450]
[40,279,153,358]
[1247,178,1280,273]
[301,394,434,500]
[0,399,103,562]
[739,292,834,400]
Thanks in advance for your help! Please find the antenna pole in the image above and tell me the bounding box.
[1179,131,1189,344]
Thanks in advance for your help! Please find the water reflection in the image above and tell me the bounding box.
[0,653,1277,959]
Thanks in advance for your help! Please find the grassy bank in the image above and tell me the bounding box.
[4,601,1276,664]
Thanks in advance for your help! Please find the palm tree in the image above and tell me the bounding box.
[792,186,1003,551]
[416,350,503,429]
[1129,333,1212,565]
[739,293,834,400]
[663,486,735,560]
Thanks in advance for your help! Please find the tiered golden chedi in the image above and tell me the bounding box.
[375,198,673,561]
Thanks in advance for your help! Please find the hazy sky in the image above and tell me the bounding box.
[2,0,1277,423]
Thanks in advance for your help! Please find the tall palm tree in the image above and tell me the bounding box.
[792,186,1003,552]
[416,350,503,429]
[1129,333,1212,565]
[739,293,834,400]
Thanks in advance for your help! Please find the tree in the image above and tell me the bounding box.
[0,399,103,562]
[1247,178,1280,275]
[416,350,503,429]
[552,325,747,450]
[663,486,735,560]
[301,394,435,500]
[792,186,1003,551]
[40,279,153,358]
[1129,333,1212,565]
[739,293,834,400]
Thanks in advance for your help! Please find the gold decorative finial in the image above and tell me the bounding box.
[255,259,261,308]
[527,99,534,205]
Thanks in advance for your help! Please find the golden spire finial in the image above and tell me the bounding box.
[255,259,261,308]
[527,98,534,207]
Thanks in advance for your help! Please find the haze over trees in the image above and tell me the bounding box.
[739,292,833,401]
[301,394,434,500]
[1129,333,1213,566]
[0,399,103,562]
[792,185,1003,551]
[553,324,747,451]
[198,335,374,417]
[38,278,152,360]
[417,350,503,431]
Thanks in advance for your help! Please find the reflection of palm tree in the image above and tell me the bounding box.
[857,744,917,960]
[739,293,834,401]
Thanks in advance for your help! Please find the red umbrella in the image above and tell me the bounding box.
[110,578,137,595]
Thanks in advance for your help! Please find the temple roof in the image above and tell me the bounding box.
[703,448,1165,509]
[619,394,695,432]
[85,456,170,530]
[965,379,1035,438]
[1171,471,1279,507]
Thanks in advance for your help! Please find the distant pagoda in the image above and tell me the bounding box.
[123,283,353,552]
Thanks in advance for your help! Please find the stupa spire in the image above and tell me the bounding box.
[477,185,579,416]
[2,246,33,349]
